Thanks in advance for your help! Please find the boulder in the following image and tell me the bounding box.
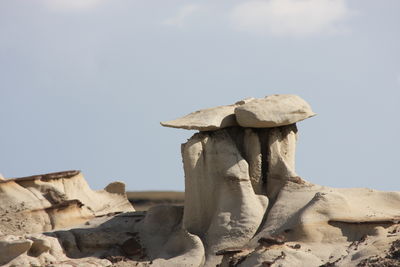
[0,236,33,265]
[235,94,316,128]
[160,98,254,131]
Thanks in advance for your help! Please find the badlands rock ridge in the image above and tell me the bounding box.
[1,94,399,266]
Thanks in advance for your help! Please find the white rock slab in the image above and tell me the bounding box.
[235,94,316,128]
[161,98,254,131]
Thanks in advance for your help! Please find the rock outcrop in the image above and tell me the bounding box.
[182,128,269,265]
[1,94,399,267]
[164,94,400,266]
[0,170,134,236]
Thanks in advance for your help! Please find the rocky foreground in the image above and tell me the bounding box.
[1,94,399,267]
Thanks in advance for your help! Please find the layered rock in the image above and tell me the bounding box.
[161,94,315,131]
[0,171,134,236]
[163,94,400,266]
[182,128,269,265]
[1,94,399,267]
[180,127,302,265]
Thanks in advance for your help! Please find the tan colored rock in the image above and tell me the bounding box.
[104,181,126,194]
[182,128,269,265]
[235,94,316,128]
[233,182,400,267]
[0,170,134,235]
[242,128,264,195]
[139,205,205,267]
[26,235,52,256]
[160,98,254,131]
[2,96,400,267]
[0,236,33,265]
[266,124,298,200]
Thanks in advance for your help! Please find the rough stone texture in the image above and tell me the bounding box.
[1,96,400,267]
[233,182,400,267]
[182,127,269,265]
[160,98,254,131]
[161,95,315,131]
[235,94,316,128]
[140,206,205,267]
[0,171,134,236]
[0,236,33,265]
[242,128,264,195]
[266,124,298,201]
[105,181,126,194]
[161,104,239,131]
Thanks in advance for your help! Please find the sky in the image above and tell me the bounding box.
[0,0,399,191]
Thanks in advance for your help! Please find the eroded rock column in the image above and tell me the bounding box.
[182,129,269,253]
[161,94,316,265]
[266,124,298,201]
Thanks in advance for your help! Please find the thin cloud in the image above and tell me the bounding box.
[163,4,201,28]
[230,0,351,36]
[43,0,103,10]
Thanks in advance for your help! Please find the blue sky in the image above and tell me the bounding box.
[0,0,399,191]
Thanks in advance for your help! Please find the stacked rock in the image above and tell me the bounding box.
[161,94,316,265]
[161,94,315,130]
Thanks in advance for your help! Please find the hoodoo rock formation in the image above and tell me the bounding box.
[1,94,399,266]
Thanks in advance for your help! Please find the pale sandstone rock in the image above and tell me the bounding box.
[229,182,400,267]
[139,205,205,267]
[1,205,203,266]
[0,236,33,265]
[242,128,264,194]
[161,95,315,131]
[235,94,316,128]
[2,96,400,267]
[182,128,269,265]
[160,98,254,131]
[266,124,298,201]
[0,170,134,236]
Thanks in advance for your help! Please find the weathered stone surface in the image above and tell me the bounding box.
[139,205,205,267]
[161,105,237,131]
[266,124,298,201]
[182,128,269,265]
[239,182,400,267]
[0,171,134,236]
[2,96,400,267]
[161,95,315,131]
[242,128,264,195]
[160,98,254,131]
[0,236,33,265]
[104,181,126,194]
[235,94,316,128]
[26,235,52,256]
